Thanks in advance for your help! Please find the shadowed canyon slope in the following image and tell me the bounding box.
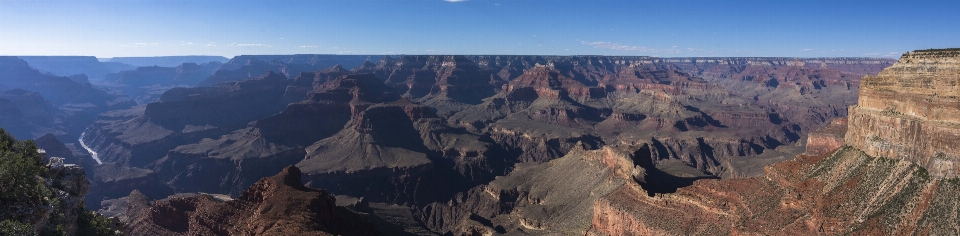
[585,49,960,236]
[122,166,380,235]
[68,54,897,235]
[0,57,135,140]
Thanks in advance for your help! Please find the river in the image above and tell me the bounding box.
[78,132,103,165]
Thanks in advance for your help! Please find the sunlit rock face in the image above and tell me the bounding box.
[584,49,960,235]
[846,49,960,178]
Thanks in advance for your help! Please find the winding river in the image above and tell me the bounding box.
[78,132,103,165]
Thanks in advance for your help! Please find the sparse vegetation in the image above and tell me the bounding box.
[880,107,902,116]
[0,220,33,236]
[0,128,118,236]
[76,208,119,236]
[0,128,51,222]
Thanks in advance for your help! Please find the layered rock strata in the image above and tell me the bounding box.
[804,117,847,156]
[846,49,960,178]
[586,49,960,235]
[123,166,380,235]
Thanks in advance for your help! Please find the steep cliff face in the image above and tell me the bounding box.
[1,130,115,236]
[0,89,90,140]
[847,49,960,178]
[586,49,960,235]
[83,71,291,167]
[149,73,401,196]
[123,166,380,235]
[417,146,643,235]
[805,118,847,156]
[589,146,960,235]
[297,99,510,205]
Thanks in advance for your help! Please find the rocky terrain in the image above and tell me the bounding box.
[846,49,960,178]
[120,166,380,235]
[0,129,117,236]
[585,49,960,235]
[0,57,136,141]
[70,54,896,235]
[103,61,223,104]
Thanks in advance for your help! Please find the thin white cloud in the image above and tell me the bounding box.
[298,45,319,48]
[579,41,680,54]
[800,48,857,54]
[865,52,900,57]
[228,43,272,47]
[444,0,468,2]
[121,43,160,48]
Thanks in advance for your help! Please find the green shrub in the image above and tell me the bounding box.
[0,129,49,205]
[0,128,51,234]
[0,220,34,236]
[76,208,118,236]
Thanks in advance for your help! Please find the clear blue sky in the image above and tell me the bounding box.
[1,0,958,58]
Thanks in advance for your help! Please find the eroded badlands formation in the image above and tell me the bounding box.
[57,54,905,234]
[587,49,960,235]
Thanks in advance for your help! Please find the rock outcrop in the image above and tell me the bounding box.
[0,130,115,236]
[76,55,897,235]
[417,146,644,235]
[586,49,960,235]
[588,146,960,235]
[297,99,510,205]
[149,73,401,196]
[123,166,380,235]
[846,49,960,178]
[805,117,847,156]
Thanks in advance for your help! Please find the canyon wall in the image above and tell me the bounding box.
[846,49,960,178]
[588,49,960,235]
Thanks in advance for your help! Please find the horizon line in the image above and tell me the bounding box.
[1,54,904,59]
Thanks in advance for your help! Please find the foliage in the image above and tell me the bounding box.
[0,128,54,235]
[0,220,34,236]
[76,208,119,236]
[0,129,50,206]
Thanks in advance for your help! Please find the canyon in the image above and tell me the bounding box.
[586,49,960,235]
[68,54,896,234]
[3,53,926,235]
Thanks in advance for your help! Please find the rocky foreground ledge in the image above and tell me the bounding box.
[120,166,380,235]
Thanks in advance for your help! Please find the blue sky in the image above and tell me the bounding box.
[1,0,958,58]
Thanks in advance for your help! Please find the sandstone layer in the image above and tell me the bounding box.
[587,49,960,235]
[846,49,960,178]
